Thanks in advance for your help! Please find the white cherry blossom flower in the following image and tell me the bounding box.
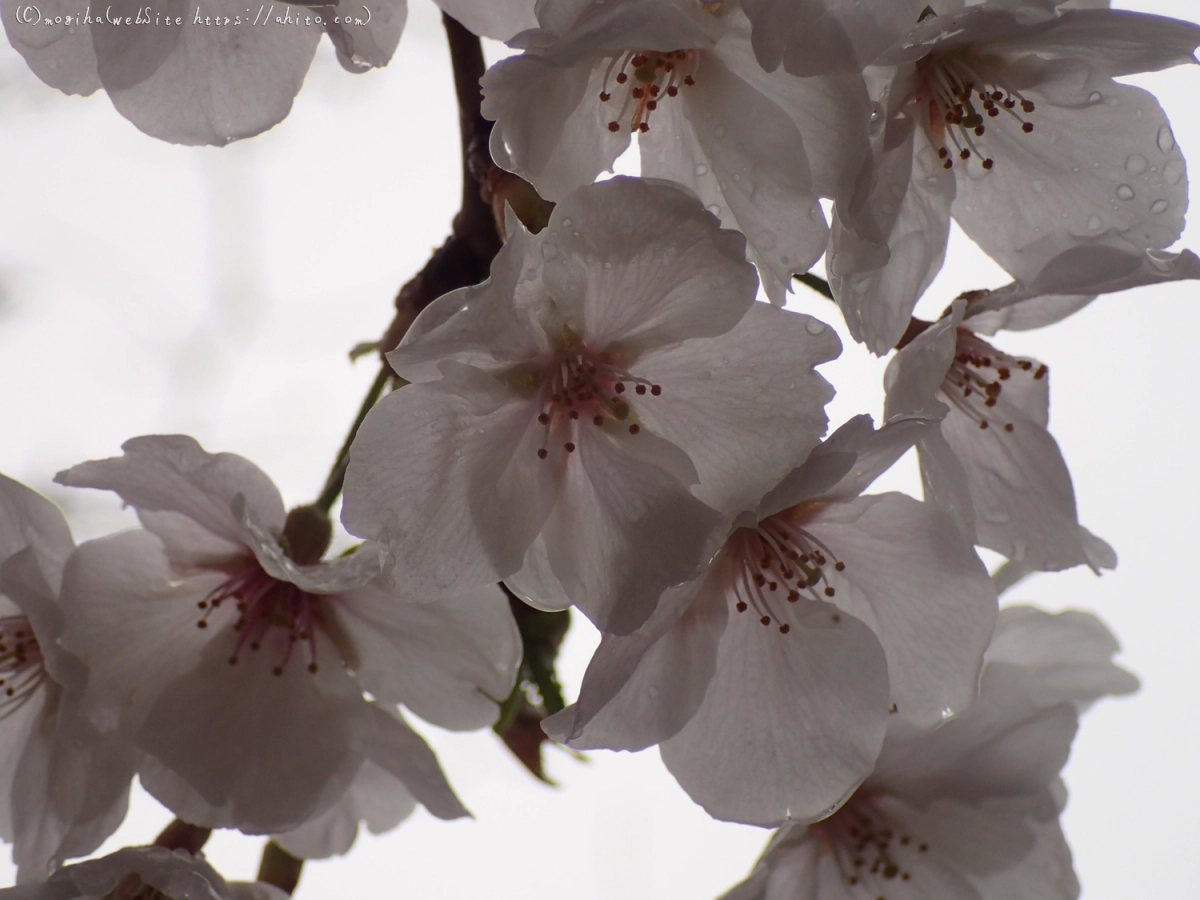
[718,605,1136,900]
[830,4,1200,352]
[543,415,997,827]
[54,435,518,835]
[481,0,873,301]
[0,845,286,900]
[883,247,1200,571]
[342,176,841,635]
[434,0,536,41]
[1,0,407,145]
[0,475,140,883]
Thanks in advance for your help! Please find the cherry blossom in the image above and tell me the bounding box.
[342,176,841,634]
[0,475,140,883]
[883,246,1200,571]
[481,0,873,301]
[718,605,1136,900]
[0,845,286,899]
[1,0,407,145]
[830,4,1200,352]
[543,415,997,826]
[54,435,518,835]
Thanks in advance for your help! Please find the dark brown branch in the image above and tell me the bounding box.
[153,819,211,855]
[315,363,391,513]
[257,841,304,896]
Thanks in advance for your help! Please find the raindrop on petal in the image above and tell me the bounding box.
[1116,184,1135,200]
[1158,126,1176,153]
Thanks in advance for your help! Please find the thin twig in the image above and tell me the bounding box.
[794,271,834,300]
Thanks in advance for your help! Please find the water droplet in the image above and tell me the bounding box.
[1116,184,1135,200]
[805,319,826,335]
[573,231,581,237]
[714,125,726,137]
[940,707,955,720]
[1158,125,1175,153]
[1151,198,1170,214]
[561,218,572,227]
[1031,179,1045,194]
[1125,153,1148,175]
[694,164,708,176]
[1071,166,1080,174]
[1087,91,1102,104]
[706,203,722,216]
[1087,214,1103,231]
[732,173,741,182]
[1163,159,1184,186]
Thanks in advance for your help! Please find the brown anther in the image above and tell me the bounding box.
[779,624,791,634]
[616,72,628,84]
[1004,423,1014,432]
[614,382,626,393]
[735,601,748,612]
[537,448,548,460]
[938,147,949,158]
[607,122,620,132]
[787,590,800,602]
[919,843,929,852]
[684,75,695,85]
[628,424,640,435]
[759,615,771,626]
[983,158,995,169]
[273,666,284,676]
[631,87,644,99]
[538,413,550,424]
[667,85,678,97]
[308,662,318,674]
[834,561,845,572]
[997,367,1010,379]
[1034,364,1048,379]
[564,442,576,453]
[960,148,971,160]
[650,384,662,395]
[197,600,207,609]
[635,384,647,395]
[1021,99,1035,113]
[569,410,579,420]
[599,91,611,102]
[646,100,658,111]
[987,107,999,118]
[593,415,605,426]
[824,586,835,597]
[196,621,208,629]
[979,420,989,429]
[638,122,649,133]
[1022,122,1034,133]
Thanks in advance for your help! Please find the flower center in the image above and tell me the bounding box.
[939,329,1046,432]
[533,335,661,458]
[0,614,45,719]
[196,562,332,676]
[914,50,1036,170]
[599,50,698,134]
[812,795,929,894]
[723,507,846,634]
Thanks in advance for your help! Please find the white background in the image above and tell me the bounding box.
[0,0,1196,896]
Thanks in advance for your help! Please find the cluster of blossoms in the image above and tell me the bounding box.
[2,0,1198,896]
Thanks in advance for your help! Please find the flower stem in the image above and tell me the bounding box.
[315,363,391,514]
[258,841,304,896]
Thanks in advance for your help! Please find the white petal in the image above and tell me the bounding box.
[1,0,101,96]
[632,302,839,514]
[967,811,1079,900]
[323,0,407,73]
[938,377,1112,572]
[506,536,573,613]
[93,0,321,145]
[545,574,727,751]
[342,364,562,594]
[272,760,416,860]
[808,493,997,727]
[831,123,956,355]
[872,664,1078,806]
[22,845,262,900]
[333,582,521,731]
[660,599,889,827]
[433,0,536,40]
[541,176,758,350]
[985,605,1139,709]
[953,75,1188,284]
[679,52,828,299]
[540,427,724,634]
[0,474,74,595]
[135,626,370,834]
[55,435,285,551]
[483,52,629,201]
[364,703,469,821]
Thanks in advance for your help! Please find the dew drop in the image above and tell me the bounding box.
[732,173,741,182]
[707,203,722,215]
[561,218,572,227]
[1158,126,1176,153]
[1087,91,1102,104]
[1151,198,1170,214]
[1115,184,1135,200]
[1086,214,1103,231]
[805,319,826,335]
[1163,159,1185,186]
[1125,153,1148,175]
[694,164,708,176]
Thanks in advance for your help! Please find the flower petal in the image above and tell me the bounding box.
[540,427,724,634]
[364,703,470,821]
[544,574,727,751]
[660,599,889,826]
[541,176,758,351]
[55,435,285,553]
[323,0,407,73]
[632,302,840,514]
[808,493,997,727]
[2,0,101,96]
[342,363,562,594]
[333,582,521,731]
